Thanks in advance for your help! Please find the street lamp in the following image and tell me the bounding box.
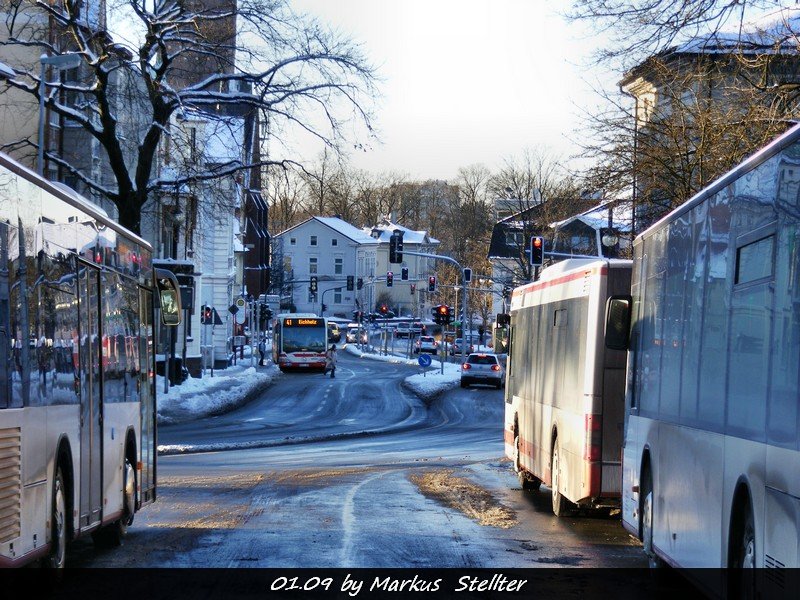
[38,53,82,176]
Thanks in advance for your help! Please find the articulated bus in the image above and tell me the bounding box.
[504,258,632,516]
[617,122,800,586]
[0,152,180,569]
[272,313,328,371]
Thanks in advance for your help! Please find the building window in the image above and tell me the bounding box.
[332,238,338,246]
[309,257,318,274]
[335,258,343,275]
[334,288,342,304]
[290,237,296,246]
[310,235,318,246]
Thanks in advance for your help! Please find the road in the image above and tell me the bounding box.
[69,349,652,571]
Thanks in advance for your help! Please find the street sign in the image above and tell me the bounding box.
[417,353,432,367]
[228,304,238,314]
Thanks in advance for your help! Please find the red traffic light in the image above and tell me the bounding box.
[437,305,447,315]
[380,304,388,314]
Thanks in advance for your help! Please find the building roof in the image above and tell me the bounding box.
[366,218,440,245]
[551,199,632,233]
[275,216,379,245]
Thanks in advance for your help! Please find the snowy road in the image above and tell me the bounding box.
[68,351,652,570]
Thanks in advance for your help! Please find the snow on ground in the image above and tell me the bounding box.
[156,349,279,425]
[157,340,490,425]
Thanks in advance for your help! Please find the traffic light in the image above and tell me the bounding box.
[447,305,455,324]
[502,285,511,301]
[379,304,388,315]
[321,303,327,312]
[357,277,363,290]
[401,267,408,280]
[389,229,404,264]
[435,304,449,325]
[428,276,436,292]
[463,268,472,283]
[530,236,544,267]
[201,304,213,324]
[310,276,318,293]
[410,284,416,294]
[386,271,393,287]
[346,275,354,291]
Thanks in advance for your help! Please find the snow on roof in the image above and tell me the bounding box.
[367,219,440,245]
[552,200,632,233]
[315,216,379,244]
[674,7,800,55]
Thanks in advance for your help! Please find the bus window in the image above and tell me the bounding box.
[605,295,632,350]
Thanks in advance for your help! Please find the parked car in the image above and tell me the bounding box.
[460,353,505,389]
[413,335,439,355]
[450,337,475,356]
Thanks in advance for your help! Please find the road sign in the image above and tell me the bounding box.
[417,353,432,367]
[228,304,238,314]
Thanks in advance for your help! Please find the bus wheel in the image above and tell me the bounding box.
[728,501,756,598]
[45,467,67,571]
[514,435,540,491]
[641,466,663,569]
[551,441,572,517]
[93,457,134,548]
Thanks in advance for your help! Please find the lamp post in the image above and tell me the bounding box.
[38,53,82,177]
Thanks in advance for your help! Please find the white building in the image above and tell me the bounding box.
[273,217,378,317]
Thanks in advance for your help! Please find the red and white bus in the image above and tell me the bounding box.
[0,152,180,568]
[504,258,632,516]
[272,313,328,371]
[616,121,800,587]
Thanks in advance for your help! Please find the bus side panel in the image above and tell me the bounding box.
[658,421,725,567]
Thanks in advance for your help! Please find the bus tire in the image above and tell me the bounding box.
[92,456,135,548]
[44,466,67,572]
[551,441,573,517]
[728,498,756,598]
[514,435,541,491]
[640,465,663,569]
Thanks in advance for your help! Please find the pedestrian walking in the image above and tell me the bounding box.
[258,338,266,366]
[324,344,337,378]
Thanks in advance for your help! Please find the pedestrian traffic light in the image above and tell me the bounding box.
[428,276,436,292]
[386,271,393,287]
[389,229,404,264]
[346,275,354,291]
[357,277,363,290]
[401,267,409,280]
[530,236,544,267]
[310,276,318,293]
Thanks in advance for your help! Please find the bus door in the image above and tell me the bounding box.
[138,287,156,505]
[78,262,103,528]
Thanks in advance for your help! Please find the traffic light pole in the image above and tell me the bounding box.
[401,250,469,363]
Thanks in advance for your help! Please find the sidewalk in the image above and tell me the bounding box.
[156,342,464,426]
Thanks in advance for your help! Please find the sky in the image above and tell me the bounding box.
[288,0,601,182]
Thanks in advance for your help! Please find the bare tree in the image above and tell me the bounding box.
[0,0,377,234]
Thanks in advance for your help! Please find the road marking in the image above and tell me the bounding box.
[340,471,388,565]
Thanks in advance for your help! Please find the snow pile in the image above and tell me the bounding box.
[156,362,280,425]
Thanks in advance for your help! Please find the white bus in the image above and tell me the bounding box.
[616,122,800,586]
[272,313,328,371]
[0,152,180,568]
[504,258,632,516]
